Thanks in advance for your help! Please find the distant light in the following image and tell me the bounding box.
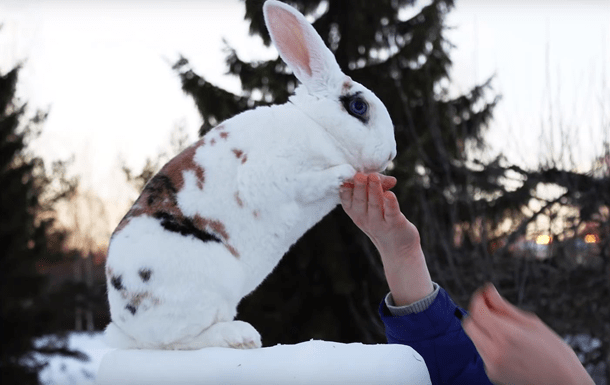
[536,234,551,245]
[584,234,598,244]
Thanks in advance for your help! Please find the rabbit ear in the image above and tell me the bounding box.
[263,0,344,95]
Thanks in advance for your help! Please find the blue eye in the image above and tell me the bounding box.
[349,98,368,115]
[340,92,369,123]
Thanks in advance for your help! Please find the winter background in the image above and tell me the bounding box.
[1,0,609,384]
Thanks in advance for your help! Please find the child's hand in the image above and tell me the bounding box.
[340,173,433,306]
[340,174,396,191]
[339,173,412,255]
[463,283,594,385]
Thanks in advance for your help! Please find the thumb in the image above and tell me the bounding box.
[482,283,537,325]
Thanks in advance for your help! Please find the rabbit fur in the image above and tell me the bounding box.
[104,0,396,350]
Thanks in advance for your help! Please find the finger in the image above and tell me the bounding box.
[339,185,353,211]
[379,174,397,191]
[351,173,368,216]
[482,283,538,326]
[467,289,501,340]
[382,191,402,224]
[463,319,503,381]
[367,174,384,223]
[462,317,497,362]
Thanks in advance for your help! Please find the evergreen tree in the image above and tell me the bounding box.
[171,2,608,370]
[173,0,497,345]
[0,65,83,384]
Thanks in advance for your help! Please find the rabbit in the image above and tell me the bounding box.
[104,0,396,350]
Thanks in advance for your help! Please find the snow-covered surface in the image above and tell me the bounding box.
[96,340,431,385]
[35,333,430,385]
[35,331,606,385]
[37,332,112,385]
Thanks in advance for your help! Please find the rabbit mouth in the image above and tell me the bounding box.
[360,164,389,174]
[359,157,393,174]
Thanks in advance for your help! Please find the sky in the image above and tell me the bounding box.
[1,0,609,236]
[446,0,609,170]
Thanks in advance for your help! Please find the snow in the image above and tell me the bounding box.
[37,333,431,385]
[97,340,431,385]
[37,332,112,385]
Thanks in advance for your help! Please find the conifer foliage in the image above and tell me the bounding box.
[172,2,609,372]
[0,65,84,384]
[173,0,494,345]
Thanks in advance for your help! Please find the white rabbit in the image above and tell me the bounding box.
[104,0,396,350]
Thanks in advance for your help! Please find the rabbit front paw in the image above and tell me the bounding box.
[294,164,356,204]
[331,164,357,187]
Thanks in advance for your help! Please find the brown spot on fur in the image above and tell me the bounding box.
[125,291,162,315]
[210,138,216,146]
[130,291,159,308]
[231,148,248,164]
[209,220,229,241]
[215,124,226,131]
[225,244,240,258]
[253,210,260,219]
[342,78,353,94]
[219,132,229,140]
[112,140,206,236]
[235,192,243,207]
[110,141,241,259]
[192,215,219,239]
[191,215,240,258]
[159,139,206,191]
[232,149,243,159]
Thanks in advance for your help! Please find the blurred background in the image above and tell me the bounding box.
[1,0,608,384]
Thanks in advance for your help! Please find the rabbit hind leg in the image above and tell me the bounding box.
[104,321,140,349]
[170,320,262,350]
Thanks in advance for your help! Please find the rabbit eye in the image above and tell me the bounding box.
[349,98,368,115]
[340,92,369,124]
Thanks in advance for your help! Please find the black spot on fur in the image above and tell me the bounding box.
[139,268,152,282]
[144,174,177,206]
[153,211,222,244]
[111,275,124,291]
[125,304,137,315]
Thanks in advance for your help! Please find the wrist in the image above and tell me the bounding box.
[376,240,424,267]
[380,246,434,307]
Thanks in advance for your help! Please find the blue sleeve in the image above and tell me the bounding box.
[379,287,493,385]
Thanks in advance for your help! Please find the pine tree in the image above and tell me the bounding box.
[172,0,499,344]
[171,0,609,362]
[0,65,84,384]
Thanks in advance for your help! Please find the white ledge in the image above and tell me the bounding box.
[96,340,431,385]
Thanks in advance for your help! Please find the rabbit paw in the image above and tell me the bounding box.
[295,164,356,203]
[197,320,262,349]
[331,164,358,187]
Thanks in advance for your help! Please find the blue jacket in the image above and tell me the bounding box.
[379,287,493,385]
